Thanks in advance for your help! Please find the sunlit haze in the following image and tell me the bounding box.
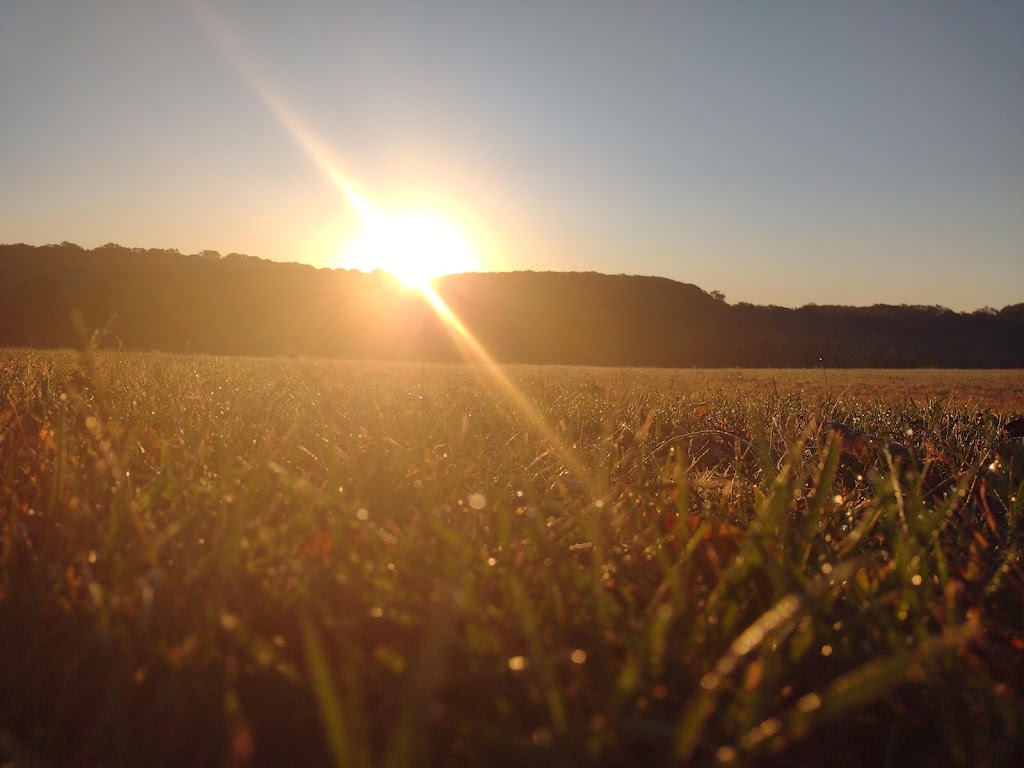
[344,205,478,290]
[1,1,1021,309]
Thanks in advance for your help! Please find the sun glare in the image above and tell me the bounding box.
[344,208,478,290]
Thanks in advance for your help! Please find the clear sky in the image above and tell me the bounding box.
[1,0,1021,310]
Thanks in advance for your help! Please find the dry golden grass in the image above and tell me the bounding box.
[540,367,1024,414]
[1,350,1022,766]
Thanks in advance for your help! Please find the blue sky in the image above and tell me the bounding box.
[1,0,1021,309]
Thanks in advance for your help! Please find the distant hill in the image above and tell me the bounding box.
[2,242,1021,367]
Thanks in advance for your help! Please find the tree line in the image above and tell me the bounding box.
[1,242,1021,367]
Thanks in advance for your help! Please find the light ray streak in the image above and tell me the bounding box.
[191,1,600,499]
[421,288,600,496]
[190,1,371,217]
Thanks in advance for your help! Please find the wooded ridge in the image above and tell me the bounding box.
[2,242,1021,367]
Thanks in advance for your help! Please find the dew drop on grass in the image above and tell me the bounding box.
[508,655,528,671]
[715,745,737,763]
[911,574,923,586]
[356,508,369,521]
[820,645,833,657]
[486,557,497,567]
[755,717,781,740]
[797,692,822,713]
[468,493,486,510]
[570,649,587,664]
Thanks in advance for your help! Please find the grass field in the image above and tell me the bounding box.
[1,349,1022,767]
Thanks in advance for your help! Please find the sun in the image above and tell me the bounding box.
[343,208,479,290]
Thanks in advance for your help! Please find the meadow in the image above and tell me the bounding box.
[1,348,1022,767]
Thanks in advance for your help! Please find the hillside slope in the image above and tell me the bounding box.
[2,243,1021,366]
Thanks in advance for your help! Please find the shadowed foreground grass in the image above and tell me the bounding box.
[1,349,1022,766]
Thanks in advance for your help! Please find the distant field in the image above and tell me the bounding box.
[1,349,1022,767]
[539,366,1024,414]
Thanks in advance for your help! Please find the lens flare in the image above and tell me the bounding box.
[343,209,478,290]
[192,0,599,497]
[420,286,598,494]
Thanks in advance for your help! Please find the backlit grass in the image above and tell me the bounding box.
[1,349,1022,766]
